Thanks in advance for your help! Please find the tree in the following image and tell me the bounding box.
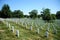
[56,11,60,19]
[1,4,11,18]
[37,15,41,18]
[12,10,24,18]
[29,10,38,18]
[41,8,51,22]
[0,10,1,17]
[51,14,56,20]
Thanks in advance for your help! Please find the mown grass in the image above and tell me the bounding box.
[6,20,60,40]
[0,19,60,40]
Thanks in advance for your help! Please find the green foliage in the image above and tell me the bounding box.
[0,4,24,18]
[41,8,56,22]
[37,15,41,18]
[56,11,60,19]
[51,14,56,20]
[12,10,24,18]
[29,10,38,19]
[41,8,51,22]
[0,4,59,19]
[1,4,11,18]
[0,10,1,17]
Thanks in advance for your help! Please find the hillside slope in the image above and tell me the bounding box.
[0,18,60,40]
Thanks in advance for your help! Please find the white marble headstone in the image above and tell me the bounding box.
[16,30,19,37]
[45,31,49,38]
[9,24,10,28]
[11,26,14,33]
[37,28,39,34]
[25,23,27,28]
[30,26,32,30]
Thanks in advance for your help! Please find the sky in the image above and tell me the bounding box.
[0,0,60,15]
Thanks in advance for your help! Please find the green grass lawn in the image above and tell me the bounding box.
[0,18,60,40]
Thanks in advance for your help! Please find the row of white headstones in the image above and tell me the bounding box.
[15,21,57,38]
[5,20,57,38]
[21,22,57,37]
[0,19,19,37]
[6,22,19,38]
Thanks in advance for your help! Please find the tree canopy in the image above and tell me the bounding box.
[29,10,38,18]
[51,14,56,20]
[41,8,51,22]
[1,4,11,18]
[56,11,60,19]
[12,10,24,18]
[0,4,58,21]
[0,4,24,18]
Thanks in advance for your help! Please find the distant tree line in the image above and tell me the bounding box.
[0,4,60,21]
[0,4,24,18]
